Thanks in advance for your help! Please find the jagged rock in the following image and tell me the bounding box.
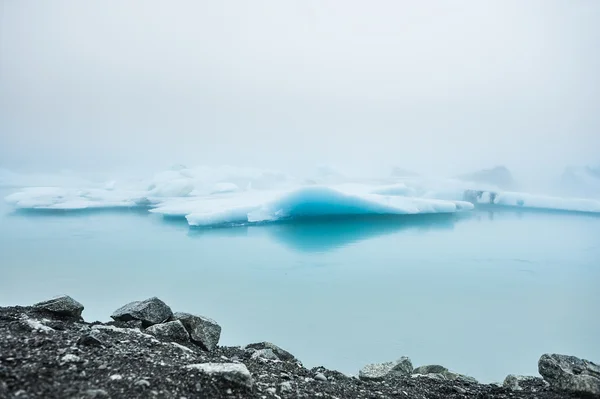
[77,331,106,347]
[33,295,84,319]
[503,374,548,391]
[145,320,189,343]
[185,363,253,389]
[538,353,600,396]
[412,364,477,383]
[390,357,413,377]
[250,348,279,361]
[413,365,447,375]
[173,312,221,351]
[359,357,413,380]
[245,342,296,362]
[111,297,172,327]
[107,319,143,330]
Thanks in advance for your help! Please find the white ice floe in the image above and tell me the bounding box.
[484,191,600,213]
[5,165,600,228]
[183,186,473,227]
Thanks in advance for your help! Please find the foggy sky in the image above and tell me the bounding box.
[1,1,599,179]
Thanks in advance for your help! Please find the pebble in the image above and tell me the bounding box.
[60,354,81,364]
[109,374,123,381]
[280,382,293,392]
[85,389,109,398]
[135,379,151,387]
[314,372,327,382]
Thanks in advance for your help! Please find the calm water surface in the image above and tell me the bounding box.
[1,189,599,382]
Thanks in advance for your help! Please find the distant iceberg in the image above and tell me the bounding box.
[4,165,600,228]
[457,166,517,190]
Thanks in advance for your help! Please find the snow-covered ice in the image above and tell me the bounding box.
[3,165,600,228]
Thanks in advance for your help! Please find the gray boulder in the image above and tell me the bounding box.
[33,295,84,318]
[173,312,221,351]
[503,374,548,391]
[413,365,477,384]
[111,297,172,327]
[413,365,448,375]
[185,363,253,389]
[145,320,189,343]
[538,353,600,396]
[77,331,106,347]
[250,348,279,361]
[390,357,414,376]
[245,342,296,362]
[359,357,413,381]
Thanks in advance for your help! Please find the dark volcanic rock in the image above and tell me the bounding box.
[185,363,253,389]
[173,312,221,351]
[245,342,297,362]
[77,331,106,347]
[33,295,84,319]
[145,320,189,343]
[413,364,448,375]
[0,301,588,399]
[539,353,600,396]
[111,297,172,326]
[504,374,549,391]
[413,364,478,383]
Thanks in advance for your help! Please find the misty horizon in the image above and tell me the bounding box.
[1,1,599,184]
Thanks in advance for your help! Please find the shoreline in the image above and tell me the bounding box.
[1,296,598,398]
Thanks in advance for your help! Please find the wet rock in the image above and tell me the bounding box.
[245,342,296,362]
[503,374,548,391]
[185,363,253,389]
[538,353,600,396]
[359,357,413,380]
[111,297,172,327]
[145,320,189,343]
[33,295,84,319]
[173,312,221,351]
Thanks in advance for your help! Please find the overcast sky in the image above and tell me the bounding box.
[1,0,599,179]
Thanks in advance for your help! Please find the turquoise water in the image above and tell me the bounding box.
[1,189,599,382]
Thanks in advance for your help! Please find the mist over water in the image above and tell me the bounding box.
[1,0,600,386]
[1,1,599,181]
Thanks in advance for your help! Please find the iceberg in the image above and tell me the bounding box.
[478,191,600,214]
[184,186,473,227]
[4,187,149,210]
[4,165,600,229]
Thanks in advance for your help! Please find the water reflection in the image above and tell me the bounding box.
[260,213,461,253]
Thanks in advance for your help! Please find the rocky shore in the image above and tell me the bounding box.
[1,296,598,398]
